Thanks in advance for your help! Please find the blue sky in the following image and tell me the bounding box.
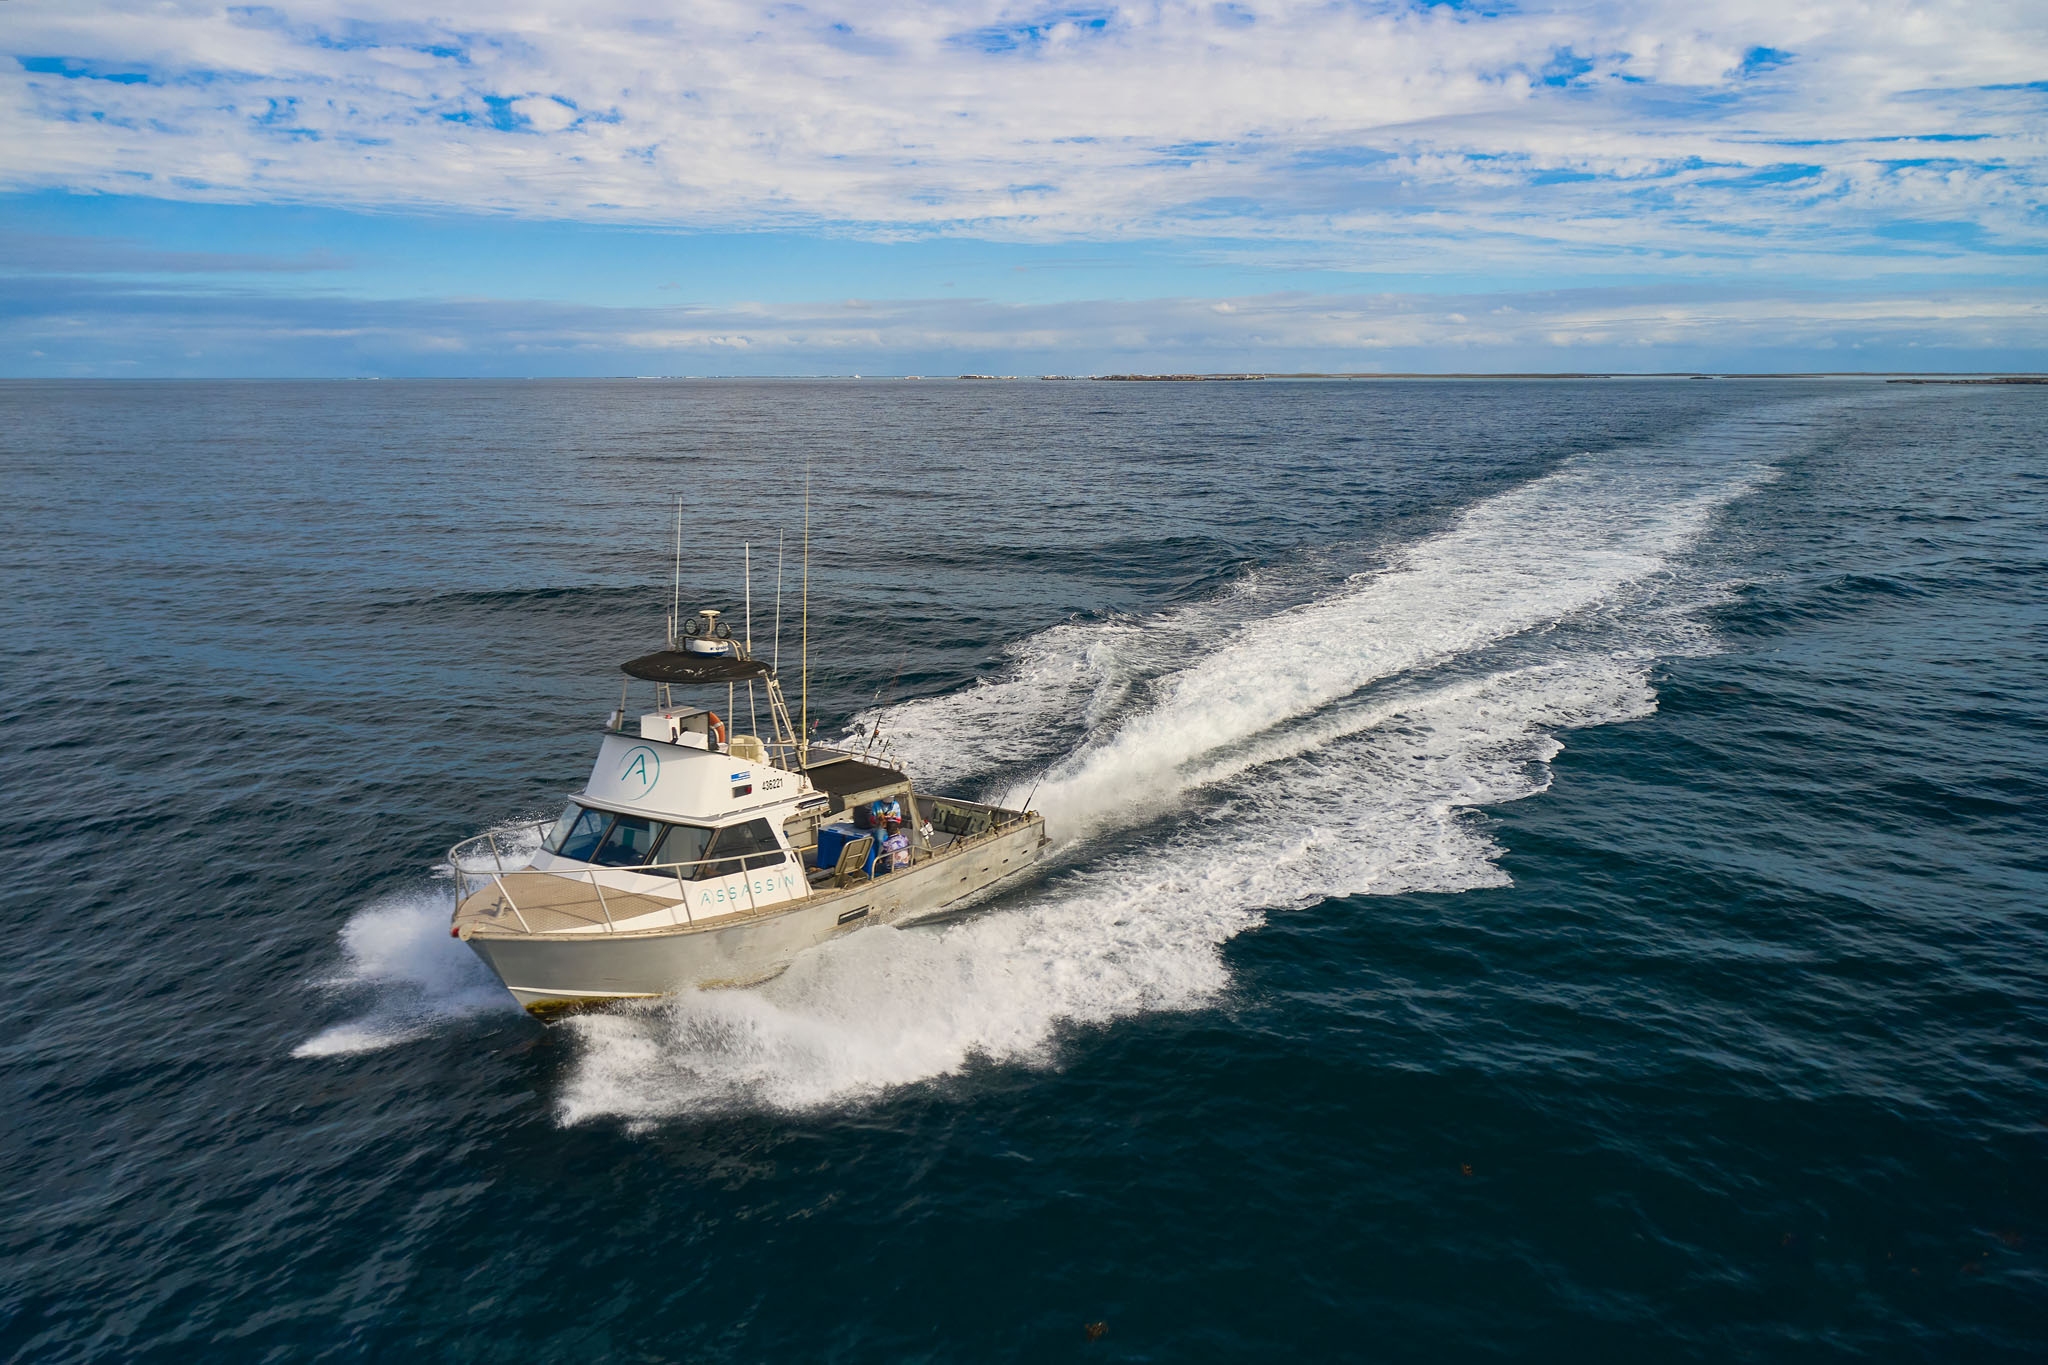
[3,1,2044,376]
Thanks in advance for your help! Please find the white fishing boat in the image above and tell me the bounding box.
[450,593,1049,1016]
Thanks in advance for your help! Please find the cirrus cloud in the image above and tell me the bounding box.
[2,1,2044,276]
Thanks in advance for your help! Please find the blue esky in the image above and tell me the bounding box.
[3,1,2044,376]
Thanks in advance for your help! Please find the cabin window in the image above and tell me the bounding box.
[548,804,611,861]
[541,800,583,853]
[540,804,775,879]
[591,814,662,867]
[653,822,714,874]
[700,818,784,878]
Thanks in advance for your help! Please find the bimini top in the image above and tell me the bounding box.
[620,650,775,685]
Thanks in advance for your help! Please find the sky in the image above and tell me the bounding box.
[2,0,2044,376]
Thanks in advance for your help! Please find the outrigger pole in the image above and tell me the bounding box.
[800,456,811,763]
[744,541,759,740]
[773,530,785,672]
[662,494,685,713]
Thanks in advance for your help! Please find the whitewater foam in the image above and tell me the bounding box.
[290,435,1770,1103]
[292,890,516,1057]
[556,650,1660,1124]
[556,434,1770,1123]
[293,819,547,1057]
[1022,452,1764,839]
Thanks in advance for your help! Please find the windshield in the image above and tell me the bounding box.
[541,802,729,873]
[702,819,785,877]
[591,814,662,866]
[547,804,611,861]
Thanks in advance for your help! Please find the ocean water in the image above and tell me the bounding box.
[1,377,2043,1361]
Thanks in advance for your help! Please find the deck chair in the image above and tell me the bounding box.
[830,836,875,888]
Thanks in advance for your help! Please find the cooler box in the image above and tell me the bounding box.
[814,824,882,876]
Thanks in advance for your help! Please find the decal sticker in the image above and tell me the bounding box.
[617,745,660,797]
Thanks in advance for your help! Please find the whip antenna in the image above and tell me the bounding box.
[800,457,811,763]
[669,494,683,645]
[745,541,759,740]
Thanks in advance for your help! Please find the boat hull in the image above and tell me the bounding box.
[461,816,1048,1013]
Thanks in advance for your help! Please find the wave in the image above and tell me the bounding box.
[555,436,1770,1124]
[557,656,1656,1124]
[1018,452,1763,840]
[293,821,544,1057]
[291,890,515,1057]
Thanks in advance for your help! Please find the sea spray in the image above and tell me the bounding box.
[292,890,515,1057]
[554,652,1661,1122]
[552,430,1772,1120]
[293,819,545,1056]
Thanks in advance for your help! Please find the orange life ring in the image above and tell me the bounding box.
[707,711,727,746]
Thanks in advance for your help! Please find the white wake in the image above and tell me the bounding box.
[293,431,1771,1102]
[556,657,1658,1124]
[556,440,1769,1123]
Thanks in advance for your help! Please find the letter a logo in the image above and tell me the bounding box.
[618,745,660,797]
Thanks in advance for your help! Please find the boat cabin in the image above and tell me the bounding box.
[450,608,1018,938]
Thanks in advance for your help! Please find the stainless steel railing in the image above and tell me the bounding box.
[449,826,794,934]
[448,801,1041,936]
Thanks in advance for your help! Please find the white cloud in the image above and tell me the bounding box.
[0,1,2042,276]
[509,95,577,132]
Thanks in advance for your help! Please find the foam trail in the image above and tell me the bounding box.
[294,820,544,1057]
[1024,452,1764,837]
[556,653,1657,1124]
[864,571,1290,790]
[555,434,1770,1123]
[857,617,1150,789]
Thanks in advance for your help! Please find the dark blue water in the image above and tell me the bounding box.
[3,378,2043,1361]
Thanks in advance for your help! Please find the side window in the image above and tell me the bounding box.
[653,823,713,876]
[591,815,661,867]
[701,819,785,878]
[554,806,611,861]
[541,800,585,854]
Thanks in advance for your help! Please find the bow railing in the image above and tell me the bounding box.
[449,827,797,934]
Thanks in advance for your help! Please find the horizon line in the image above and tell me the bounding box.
[6,371,2046,383]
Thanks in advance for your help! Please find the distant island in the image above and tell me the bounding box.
[1002,372,2048,383]
[1884,376,2048,385]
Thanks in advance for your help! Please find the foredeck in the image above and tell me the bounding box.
[455,872,689,935]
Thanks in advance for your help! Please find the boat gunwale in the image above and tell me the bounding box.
[456,810,1046,942]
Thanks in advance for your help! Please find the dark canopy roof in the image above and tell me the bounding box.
[621,650,774,685]
[799,753,911,798]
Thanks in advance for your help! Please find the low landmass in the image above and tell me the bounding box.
[1050,372,2048,383]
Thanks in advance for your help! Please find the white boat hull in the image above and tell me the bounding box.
[461,816,1048,1013]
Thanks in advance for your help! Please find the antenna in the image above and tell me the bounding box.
[669,494,683,646]
[744,541,759,740]
[800,457,811,764]
[772,530,785,671]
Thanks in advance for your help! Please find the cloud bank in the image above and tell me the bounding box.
[5,1,2046,276]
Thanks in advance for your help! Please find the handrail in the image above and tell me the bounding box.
[448,804,1042,936]
[449,825,797,935]
[486,872,534,934]
[450,837,783,885]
